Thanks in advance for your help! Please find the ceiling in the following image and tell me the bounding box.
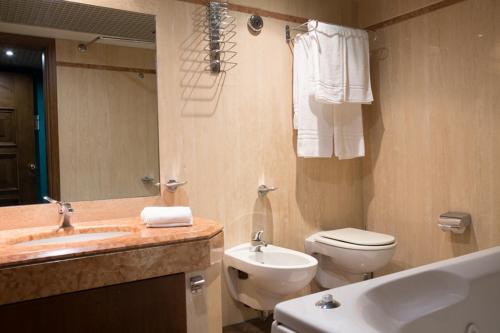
[0,0,156,43]
[0,47,42,70]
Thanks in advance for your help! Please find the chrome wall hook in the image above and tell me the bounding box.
[156,179,188,192]
[141,176,155,184]
[258,185,278,197]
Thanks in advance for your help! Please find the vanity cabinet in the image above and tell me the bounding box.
[0,274,186,333]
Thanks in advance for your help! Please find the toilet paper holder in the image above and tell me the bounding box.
[438,212,471,234]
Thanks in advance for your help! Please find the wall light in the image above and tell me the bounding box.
[5,50,14,57]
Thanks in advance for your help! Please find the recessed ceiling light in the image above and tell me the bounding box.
[5,50,14,57]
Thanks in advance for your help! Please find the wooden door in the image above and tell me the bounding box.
[0,72,37,206]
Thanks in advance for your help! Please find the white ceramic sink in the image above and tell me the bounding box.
[224,243,317,310]
[15,231,132,246]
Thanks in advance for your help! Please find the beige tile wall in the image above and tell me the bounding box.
[358,0,443,28]
[360,0,500,274]
[155,0,363,325]
[0,196,164,231]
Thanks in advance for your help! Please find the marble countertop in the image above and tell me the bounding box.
[0,217,222,269]
[0,217,224,305]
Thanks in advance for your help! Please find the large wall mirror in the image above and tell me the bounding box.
[0,0,159,206]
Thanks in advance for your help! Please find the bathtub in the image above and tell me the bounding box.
[272,246,500,333]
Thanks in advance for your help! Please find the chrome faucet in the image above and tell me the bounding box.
[250,230,267,252]
[44,196,74,229]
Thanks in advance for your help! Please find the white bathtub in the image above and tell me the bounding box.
[273,246,500,333]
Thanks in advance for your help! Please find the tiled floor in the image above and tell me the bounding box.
[223,318,273,333]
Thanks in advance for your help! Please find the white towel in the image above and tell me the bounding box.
[333,104,365,160]
[294,32,335,158]
[140,206,193,228]
[309,21,373,104]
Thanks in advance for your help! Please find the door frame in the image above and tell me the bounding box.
[0,32,60,200]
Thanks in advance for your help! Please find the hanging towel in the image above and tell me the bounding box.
[309,21,373,104]
[333,103,365,160]
[140,206,193,228]
[293,32,335,158]
[308,20,370,159]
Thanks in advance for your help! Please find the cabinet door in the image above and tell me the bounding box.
[0,273,187,333]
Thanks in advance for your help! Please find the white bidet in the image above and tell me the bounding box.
[223,243,318,310]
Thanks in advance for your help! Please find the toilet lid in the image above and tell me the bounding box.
[318,228,395,246]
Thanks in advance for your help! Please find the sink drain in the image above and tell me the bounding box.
[315,294,340,309]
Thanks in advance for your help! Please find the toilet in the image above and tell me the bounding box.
[305,228,396,289]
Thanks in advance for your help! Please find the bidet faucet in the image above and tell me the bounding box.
[250,230,267,252]
[44,196,74,229]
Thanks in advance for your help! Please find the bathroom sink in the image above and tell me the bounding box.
[224,243,317,310]
[6,225,137,247]
[15,231,132,246]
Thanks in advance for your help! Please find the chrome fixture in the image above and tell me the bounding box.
[258,184,278,197]
[438,212,471,234]
[247,15,263,34]
[78,35,154,52]
[285,19,376,43]
[141,176,155,184]
[190,275,206,294]
[156,179,188,192]
[43,196,74,229]
[315,294,341,309]
[250,230,267,252]
[205,1,236,73]
[285,19,318,42]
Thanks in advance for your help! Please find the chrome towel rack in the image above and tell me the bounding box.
[78,35,154,52]
[285,19,376,43]
[285,20,318,42]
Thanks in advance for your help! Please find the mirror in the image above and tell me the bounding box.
[0,0,159,206]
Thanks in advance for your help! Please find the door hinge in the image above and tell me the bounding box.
[34,115,40,131]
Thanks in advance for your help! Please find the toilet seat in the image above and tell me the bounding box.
[305,228,397,288]
[315,228,396,251]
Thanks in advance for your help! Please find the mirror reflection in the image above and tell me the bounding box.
[0,0,159,206]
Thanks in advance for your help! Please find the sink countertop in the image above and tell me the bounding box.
[0,217,223,305]
[0,217,222,269]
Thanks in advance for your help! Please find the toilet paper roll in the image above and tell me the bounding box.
[438,217,463,227]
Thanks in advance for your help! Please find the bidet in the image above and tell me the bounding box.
[223,242,317,310]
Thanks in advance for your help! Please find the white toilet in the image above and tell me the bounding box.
[305,228,396,289]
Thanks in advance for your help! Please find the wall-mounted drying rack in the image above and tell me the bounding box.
[78,35,155,52]
[205,1,237,73]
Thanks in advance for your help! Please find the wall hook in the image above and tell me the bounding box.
[258,185,278,197]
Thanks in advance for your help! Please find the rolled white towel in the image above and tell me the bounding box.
[140,206,193,228]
